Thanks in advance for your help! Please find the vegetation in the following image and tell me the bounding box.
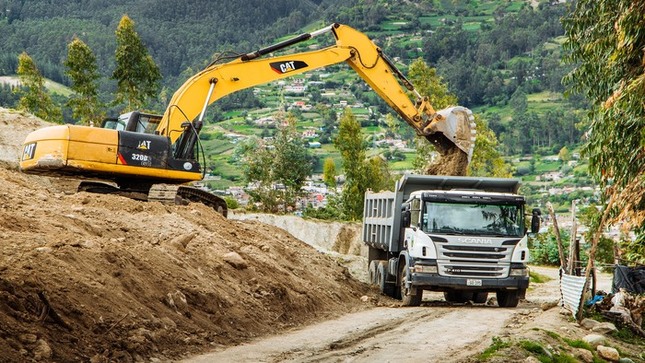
[562,0,645,264]
[334,109,371,221]
[1,1,641,253]
[529,270,552,284]
[64,37,104,125]
[112,15,161,112]
[241,113,312,213]
[15,52,62,123]
[478,336,510,361]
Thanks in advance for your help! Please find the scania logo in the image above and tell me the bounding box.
[460,237,493,245]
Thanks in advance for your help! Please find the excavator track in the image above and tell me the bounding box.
[78,180,149,201]
[148,184,228,217]
[78,181,228,217]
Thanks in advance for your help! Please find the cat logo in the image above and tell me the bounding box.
[137,140,151,150]
[22,142,36,160]
[270,60,308,74]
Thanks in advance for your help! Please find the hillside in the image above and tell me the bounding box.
[0,108,374,361]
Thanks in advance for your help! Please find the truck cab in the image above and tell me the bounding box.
[363,174,540,307]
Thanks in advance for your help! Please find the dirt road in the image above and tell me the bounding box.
[184,304,514,363]
[184,266,577,363]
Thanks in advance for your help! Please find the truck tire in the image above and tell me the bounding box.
[399,260,422,306]
[377,261,396,298]
[496,290,520,307]
[368,260,378,285]
[444,291,471,303]
[472,292,488,304]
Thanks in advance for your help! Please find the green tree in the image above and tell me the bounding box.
[112,15,161,112]
[468,115,512,178]
[558,146,571,164]
[407,58,460,173]
[322,157,337,188]
[15,52,62,123]
[562,0,645,260]
[64,37,104,125]
[364,156,394,193]
[407,58,457,109]
[334,108,368,221]
[243,113,312,213]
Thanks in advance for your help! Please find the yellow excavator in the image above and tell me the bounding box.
[19,23,476,217]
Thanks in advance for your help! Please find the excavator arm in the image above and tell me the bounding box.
[160,23,475,161]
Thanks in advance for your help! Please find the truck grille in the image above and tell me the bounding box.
[436,244,513,278]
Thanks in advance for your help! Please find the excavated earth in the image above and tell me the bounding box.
[2,108,643,363]
[0,108,373,362]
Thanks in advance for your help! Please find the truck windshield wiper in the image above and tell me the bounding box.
[435,228,465,235]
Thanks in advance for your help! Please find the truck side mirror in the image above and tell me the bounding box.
[403,210,411,228]
[530,208,541,234]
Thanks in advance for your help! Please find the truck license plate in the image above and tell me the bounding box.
[466,279,482,286]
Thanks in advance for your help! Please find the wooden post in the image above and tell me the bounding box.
[567,200,578,274]
[547,202,567,270]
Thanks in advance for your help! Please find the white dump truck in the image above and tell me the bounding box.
[363,174,540,307]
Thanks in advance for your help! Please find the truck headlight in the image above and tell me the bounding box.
[510,268,528,277]
[414,265,438,274]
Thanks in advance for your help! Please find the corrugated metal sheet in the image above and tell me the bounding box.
[560,271,587,317]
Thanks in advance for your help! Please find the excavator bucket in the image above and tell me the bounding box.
[423,106,476,162]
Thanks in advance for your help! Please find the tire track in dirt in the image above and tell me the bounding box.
[183,301,519,363]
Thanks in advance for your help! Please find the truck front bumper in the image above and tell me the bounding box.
[410,273,529,291]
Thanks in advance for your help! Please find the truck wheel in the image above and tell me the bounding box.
[472,292,488,304]
[377,261,396,298]
[444,291,471,303]
[496,290,520,307]
[399,261,422,306]
[368,260,378,285]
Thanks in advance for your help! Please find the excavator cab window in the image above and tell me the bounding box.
[101,118,126,130]
[122,112,162,134]
[133,114,162,134]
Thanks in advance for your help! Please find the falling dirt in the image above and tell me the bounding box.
[0,108,373,362]
[425,144,469,176]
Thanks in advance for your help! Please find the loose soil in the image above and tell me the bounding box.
[0,108,373,362]
[425,143,469,176]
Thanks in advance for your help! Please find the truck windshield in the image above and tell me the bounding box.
[423,201,524,237]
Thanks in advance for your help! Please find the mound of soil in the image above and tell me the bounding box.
[0,108,51,168]
[0,109,370,362]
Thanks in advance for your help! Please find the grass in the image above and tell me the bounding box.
[529,270,553,284]
[478,336,510,361]
[520,340,547,355]
[563,337,592,351]
[518,340,580,363]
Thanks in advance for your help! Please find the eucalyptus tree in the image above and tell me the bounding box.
[15,52,62,123]
[563,0,645,263]
[112,15,161,112]
[64,37,104,125]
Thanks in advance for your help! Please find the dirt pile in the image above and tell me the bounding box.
[0,107,51,168]
[0,109,371,362]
